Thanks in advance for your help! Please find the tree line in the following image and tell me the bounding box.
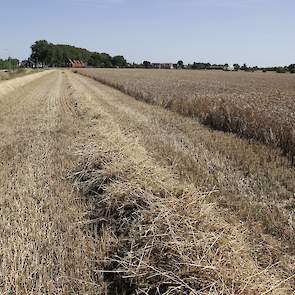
[136,61,295,73]
[2,40,294,73]
[0,58,19,70]
[30,40,128,68]
[262,64,295,73]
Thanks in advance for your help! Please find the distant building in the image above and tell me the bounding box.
[223,65,235,71]
[152,63,176,69]
[20,59,45,68]
[68,59,85,68]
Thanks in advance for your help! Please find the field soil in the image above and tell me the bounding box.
[0,70,294,294]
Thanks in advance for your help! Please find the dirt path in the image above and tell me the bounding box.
[0,70,294,294]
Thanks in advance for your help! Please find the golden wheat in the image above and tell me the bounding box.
[76,68,295,162]
[1,70,294,294]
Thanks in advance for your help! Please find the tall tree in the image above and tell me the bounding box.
[29,40,127,68]
[233,64,240,71]
[31,40,50,65]
[112,55,127,68]
[143,61,152,68]
[177,60,184,69]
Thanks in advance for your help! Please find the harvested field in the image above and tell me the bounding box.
[0,70,50,97]
[0,68,41,82]
[76,68,295,162]
[0,69,294,294]
[0,70,9,80]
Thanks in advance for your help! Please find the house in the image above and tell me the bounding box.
[21,59,45,68]
[152,63,176,69]
[223,65,235,71]
[68,59,85,68]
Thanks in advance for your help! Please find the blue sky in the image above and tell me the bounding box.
[1,0,294,66]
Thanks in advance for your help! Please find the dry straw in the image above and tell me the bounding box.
[76,68,295,163]
[70,114,293,294]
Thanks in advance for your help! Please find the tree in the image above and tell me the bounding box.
[88,53,103,67]
[0,58,19,70]
[276,67,286,73]
[143,61,152,68]
[177,60,184,69]
[191,62,211,70]
[112,55,127,68]
[288,64,295,73]
[241,63,248,71]
[31,40,50,65]
[233,64,240,71]
[100,53,113,68]
[29,40,127,68]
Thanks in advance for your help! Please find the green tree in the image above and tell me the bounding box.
[100,53,113,68]
[29,40,127,68]
[0,58,19,70]
[88,53,103,67]
[241,63,248,71]
[31,40,50,65]
[112,55,127,68]
[191,62,211,70]
[233,64,240,71]
[143,61,152,68]
[177,60,184,69]
[276,67,286,73]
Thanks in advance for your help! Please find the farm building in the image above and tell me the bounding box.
[224,64,235,71]
[152,63,176,69]
[68,59,85,68]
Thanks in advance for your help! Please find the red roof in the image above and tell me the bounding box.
[69,59,85,68]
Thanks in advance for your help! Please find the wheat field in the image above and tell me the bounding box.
[0,69,294,294]
[76,68,295,162]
